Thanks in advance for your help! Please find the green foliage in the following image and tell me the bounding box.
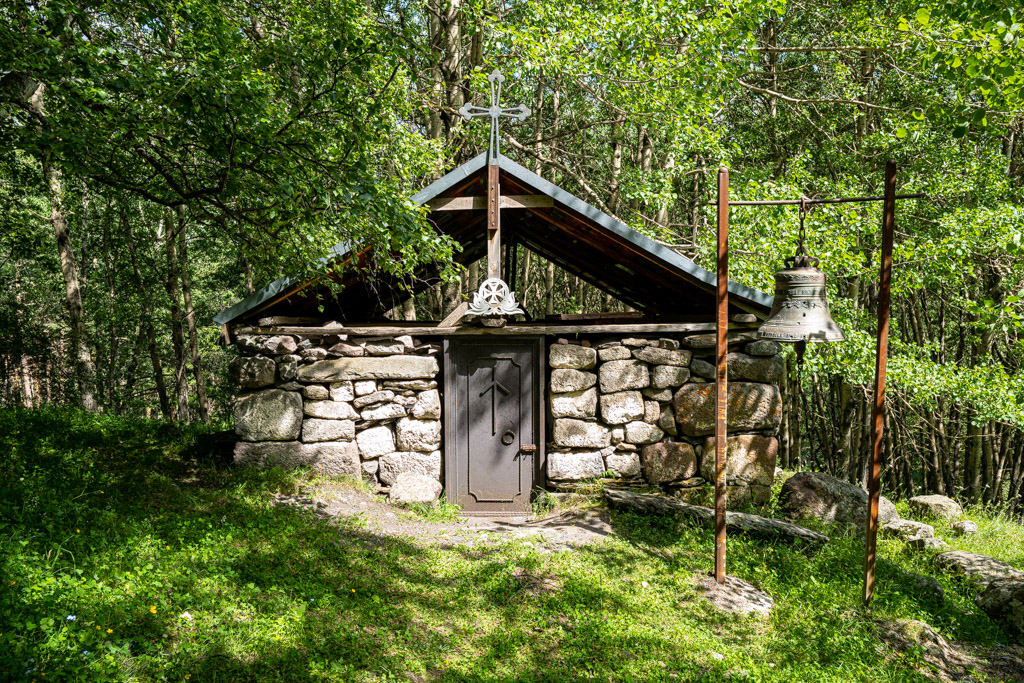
[2,409,1021,680]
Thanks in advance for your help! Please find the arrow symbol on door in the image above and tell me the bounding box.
[479,368,510,436]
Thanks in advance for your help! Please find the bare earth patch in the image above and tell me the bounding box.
[875,618,1024,682]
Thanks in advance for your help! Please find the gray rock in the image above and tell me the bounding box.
[642,387,674,402]
[303,385,330,400]
[550,369,597,393]
[353,390,396,409]
[906,573,945,602]
[310,441,361,477]
[301,418,355,443]
[624,421,663,444]
[549,388,598,419]
[599,360,650,392]
[297,356,439,382]
[261,335,298,355]
[234,440,359,477]
[950,520,979,536]
[727,353,785,384]
[689,358,716,379]
[388,473,442,504]
[384,380,437,391]
[234,389,303,441]
[329,381,354,402]
[395,418,441,452]
[746,340,782,357]
[651,365,690,389]
[599,391,645,424]
[362,338,406,355]
[658,405,677,435]
[696,574,774,617]
[622,337,653,347]
[777,471,899,531]
[278,359,298,382]
[229,357,277,388]
[933,551,1024,589]
[354,380,377,395]
[700,435,778,487]
[547,451,606,480]
[673,383,783,437]
[605,452,641,477]
[610,427,625,445]
[640,442,698,484]
[975,577,1024,638]
[681,331,759,349]
[908,536,949,551]
[276,381,303,391]
[328,342,364,357]
[378,450,442,486]
[909,495,963,521]
[303,400,359,420]
[881,519,935,541]
[395,335,414,349]
[356,425,395,459]
[410,389,441,419]
[598,346,632,361]
[300,347,329,361]
[360,403,407,421]
[643,400,660,424]
[658,338,681,350]
[360,459,379,482]
[633,346,691,367]
[552,419,610,448]
[549,344,597,370]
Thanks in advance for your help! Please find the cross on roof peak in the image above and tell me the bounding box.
[458,69,530,163]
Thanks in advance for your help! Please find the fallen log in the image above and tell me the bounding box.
[605,488,829,545]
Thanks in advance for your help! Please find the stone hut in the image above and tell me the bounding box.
[215,153,780,515]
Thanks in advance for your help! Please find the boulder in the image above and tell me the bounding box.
[681,331,759,349]
[549,388,598,419]
[360,459,379,482]
[689,358,716,379]
[881,519,935,541]
[632,346,691,367]
[643,400,660,424]
[909,495,963,521]
[975,577,1024,638]
[552,419,610,448]
[360,403,407,421]
[303,385,330,400]
[700,435,778,487]
[303,400,359,420]
[296,356,439,382]
[277,359,298,382]
[329,381,355,402]
[234,440,358,477]
[547,451,606,480]
[673,383,783,437]
[624,421,663,444]
[549,344,597,369]
[362,338,406,355]
[354,390,396,409]
[395,418,442,452]
[378,450,442,486]
[643,387,674,402]
[300,347,328,360]
[388,472,442,504]
[658,405,677,436]
[651,365,690,389]
[605,452,642,477]
[599,360,650,392]
[410,389,441,419]
[640,442,698,484]
[598,346,632,361]
[384,380,437,391]
[599,391,645,424]
[550,369,597,393]
[933,551,1024,589]
[745,340,782,357]
[726,353,785,384]
[301,419,355,443]
[777,471,899,531]
[622,337,653,347]
[356,425,395,459]
[354,380,377,395]
[234,390,303,441]
[328,342,365,357]
[908,536,949,551]
[229,357,277,389]
[950,520,979,536]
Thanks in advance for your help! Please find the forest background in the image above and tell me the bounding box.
[1,0,1022,508]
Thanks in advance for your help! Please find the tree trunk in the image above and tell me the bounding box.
[163,209,190,422]
[177,209,209,422]
[126,215,172,419]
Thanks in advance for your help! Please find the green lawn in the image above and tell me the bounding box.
[1,409,1021,682]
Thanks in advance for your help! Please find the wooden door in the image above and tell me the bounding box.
[444,337,542,515]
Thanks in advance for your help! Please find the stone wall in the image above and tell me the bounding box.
[546,333,784,507]
[230,333,443,489]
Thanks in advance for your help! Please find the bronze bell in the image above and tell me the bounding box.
[757,252,845,343]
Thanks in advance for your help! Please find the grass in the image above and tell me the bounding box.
[1,408,1021,682]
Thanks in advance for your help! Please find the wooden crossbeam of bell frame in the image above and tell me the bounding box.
[426,194,553,211]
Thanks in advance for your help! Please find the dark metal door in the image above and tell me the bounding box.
[444,338,541,515]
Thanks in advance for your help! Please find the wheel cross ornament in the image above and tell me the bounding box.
[467,278,524,317]
[459,69,530,163]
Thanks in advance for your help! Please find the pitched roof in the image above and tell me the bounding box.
[214,153,772,325]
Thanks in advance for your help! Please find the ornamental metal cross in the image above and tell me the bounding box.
[459,69,530,163]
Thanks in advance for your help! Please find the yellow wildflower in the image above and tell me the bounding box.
[149,606,157,614]
[106,629,113,634]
